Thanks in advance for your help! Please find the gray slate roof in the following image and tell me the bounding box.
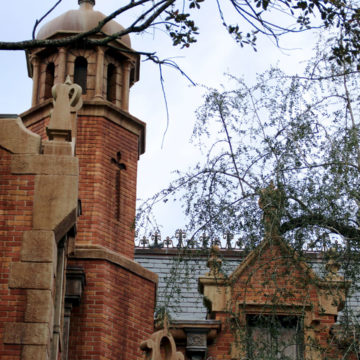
[135,249,360,323]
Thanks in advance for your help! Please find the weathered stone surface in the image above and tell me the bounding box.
[3,323,50,345]
[199,278,228,312]
[11,154,78,175]
[42,140,72,155]
[25,290,53,323]
[22,345,49,360]
[74,245,158,283]
[0,117,41,154]
[9,262,53,290]
[21,231,56,263]
[47,77,82,142]
[33,174,78,231]
[140,328,184,360]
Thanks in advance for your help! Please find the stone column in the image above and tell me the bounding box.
[94,46,105,99]
[115,67,122,108]
[31,56,40,106]
[57,47,67,84]
[121,61,131,111]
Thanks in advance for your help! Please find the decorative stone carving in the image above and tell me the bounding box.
[140,328,184,360]
[206,245,223,277]
[187,333,206,348]
[46,76,82,142]
[258,180,285,236]
[184,328,208,360]
[325,248,342,280]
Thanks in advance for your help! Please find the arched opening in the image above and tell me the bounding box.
[159,336,172,360]
[106,63,116,103]
[130,67,135,87]
[74,57,87,94]
[44,62,55,99]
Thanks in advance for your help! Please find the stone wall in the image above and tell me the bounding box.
[15,91,154,359]
[0,115,79,359]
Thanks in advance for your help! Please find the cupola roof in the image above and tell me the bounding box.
[36,0,131,48]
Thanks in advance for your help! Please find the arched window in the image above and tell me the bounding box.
[74,57,87,94]
[130,67,135,87]
[44,62,55,99]
[106,64,116,103]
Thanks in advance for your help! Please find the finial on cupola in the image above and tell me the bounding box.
[79,0,95,6]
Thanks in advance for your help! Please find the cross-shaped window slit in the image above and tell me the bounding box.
[111,151,126,220]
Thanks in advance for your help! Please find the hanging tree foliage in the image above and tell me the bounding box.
[138,39,360,254]
[137,39,360,358]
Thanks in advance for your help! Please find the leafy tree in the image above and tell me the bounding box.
[136,37,360,359]
[1,0,360,66]
[138,38,360,256]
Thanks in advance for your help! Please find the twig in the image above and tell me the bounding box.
[32,0,63,39]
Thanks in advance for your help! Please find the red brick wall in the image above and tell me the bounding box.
[68,259,156,360]
[27,112,139,259]
[206,243,355,359]
[231,244,312,307]
[27,117,49,140]
[75,115,139,258]
[23,105,155,360]
[0,147,34,359]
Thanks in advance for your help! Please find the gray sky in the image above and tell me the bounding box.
[0,0,317,241]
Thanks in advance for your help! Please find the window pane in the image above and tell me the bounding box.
[247,315,303,360]
[74,57,87,94]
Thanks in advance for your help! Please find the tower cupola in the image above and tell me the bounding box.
[28,0,139,111]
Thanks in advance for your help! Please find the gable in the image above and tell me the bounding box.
[229,238,320,309]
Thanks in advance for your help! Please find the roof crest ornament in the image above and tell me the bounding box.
[259,180,285,238]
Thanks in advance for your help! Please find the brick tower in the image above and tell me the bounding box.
[0,1,157,359]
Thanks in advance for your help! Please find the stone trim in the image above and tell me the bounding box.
[169,320,221,342]
[53,209,78,242]
[11,154,78,175]
[25,290,53,323]
[33,175,78,233]
[21,231,56,263]
[3,323,50,345]
[0,117,41,154]
[72,245,158,284]
[1,82,81,359]
[9,262,54,290]
[22,345,48,360]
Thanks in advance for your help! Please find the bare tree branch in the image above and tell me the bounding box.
[32,0,63,39]
[280,214,360,240]
[0,0,175,50]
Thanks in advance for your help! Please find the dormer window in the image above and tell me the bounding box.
[74,57,87,94]
[44,62,55,99]
[246,314,304,360]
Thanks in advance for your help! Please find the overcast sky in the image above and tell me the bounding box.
[0,0,318,241]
